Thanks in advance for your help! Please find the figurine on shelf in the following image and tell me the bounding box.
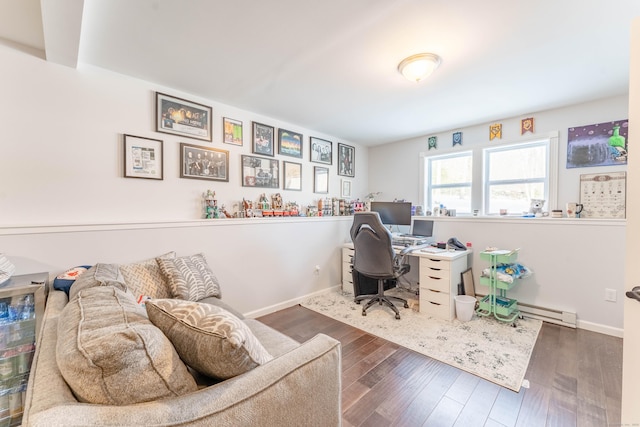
[259,193,270,210]
[242,198,254,218]
[272,193,283,210]
[203,190,217,219]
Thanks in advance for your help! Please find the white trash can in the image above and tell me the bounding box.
[454,295,476,322]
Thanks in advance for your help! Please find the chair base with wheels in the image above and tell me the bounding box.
[354,273,409,320]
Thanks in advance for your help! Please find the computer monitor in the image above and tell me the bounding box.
[370,201,412,226]
[411,218,434,237]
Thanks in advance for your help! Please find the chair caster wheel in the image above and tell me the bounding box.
[395,314,401,320]
[362,311,367,316]
[355,301,360,305]
[403,303,409,308]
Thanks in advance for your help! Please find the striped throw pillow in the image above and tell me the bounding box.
[146,299,272,379]
[156,253,221,301]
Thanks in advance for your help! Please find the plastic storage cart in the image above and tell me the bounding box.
[0,273,46,427]
[476,249,521,326]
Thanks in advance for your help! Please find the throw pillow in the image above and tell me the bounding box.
[53,265,92,295]
[56,286,197,405]
[146,299,273,380]
[120,251,175,299]
[68,263,128,301]
[156,253,222,301]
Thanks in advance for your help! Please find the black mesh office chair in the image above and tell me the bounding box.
[350,212,411,319]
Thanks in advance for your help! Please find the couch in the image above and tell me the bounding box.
[22,255,342,426]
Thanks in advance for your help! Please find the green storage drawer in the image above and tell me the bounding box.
[479,276,517,291]
[480,250,519,264]
[479,295,517,317]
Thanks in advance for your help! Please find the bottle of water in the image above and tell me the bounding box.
[20,295,34,320]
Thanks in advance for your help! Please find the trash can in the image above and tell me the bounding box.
[455,295,476,322]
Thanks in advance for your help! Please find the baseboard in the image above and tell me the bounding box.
[243,285,341,318]
[577,319,624,338]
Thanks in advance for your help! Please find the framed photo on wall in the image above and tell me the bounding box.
[156,92,212,142]
[242,155,279,188]
[123,134,163,180]
[283,161,302,191]
[310,136,332,164]
[223,117,243,146]
[278,128,303,158]
[180,143,229,182]
[337,143,355,177]
[314,166,329,194]
[252,122,275,156]
[341,179,352,198]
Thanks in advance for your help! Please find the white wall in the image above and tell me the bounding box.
[0,42,368,226]
[368,95,629,209]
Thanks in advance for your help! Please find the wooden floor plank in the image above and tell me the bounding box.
[256,305,621,427]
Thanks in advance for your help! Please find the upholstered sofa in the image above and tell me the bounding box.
[22,254,342,426]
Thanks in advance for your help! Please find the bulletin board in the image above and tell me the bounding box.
[579,172,626,218]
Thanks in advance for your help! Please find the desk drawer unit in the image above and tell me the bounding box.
[342,247,355,295]
[419,255,468,321]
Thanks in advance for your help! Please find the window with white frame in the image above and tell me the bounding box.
[483,139,552,215]
[425,151,473,214]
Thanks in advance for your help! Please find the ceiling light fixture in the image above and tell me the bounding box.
[398,53,441,82]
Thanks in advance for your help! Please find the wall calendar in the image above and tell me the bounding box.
[579,171,626,218]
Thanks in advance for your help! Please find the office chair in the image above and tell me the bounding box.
[350,212,411,319]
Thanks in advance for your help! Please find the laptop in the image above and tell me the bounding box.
[393,218,435,246]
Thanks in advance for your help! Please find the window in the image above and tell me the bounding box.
[483,139,552,215]
[425,151,472,214]
[422,133,557,216]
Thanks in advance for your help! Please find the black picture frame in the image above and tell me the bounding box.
[156,92,212,142]
[310,137,332,164]
[283,161,302,191]
[337,143,355,177]
[252,122,275,156]
[314,166,329,194]
[461,267,476,297]
[241,155,279,188]
[123,134,163,180]
[180,143,229,182]
[278,128,303,158]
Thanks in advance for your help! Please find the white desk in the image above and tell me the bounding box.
[342,244,471,321]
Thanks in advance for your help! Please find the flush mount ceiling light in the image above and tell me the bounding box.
[398,53,441,82]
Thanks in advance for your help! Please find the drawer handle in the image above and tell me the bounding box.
[429,301,441,306]
[429,259,442,263]
[428,276,442,280]
[428,289,441,293]
[429,268,442,272]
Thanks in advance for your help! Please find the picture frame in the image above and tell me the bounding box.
[341,179,352,198]
[180,143,229,182]
[123,134,163,180]
[252,122,275,156]
[337,143,355,177]
[461,267,476,298]
[156,92,212,142]
[314,166,329,194]
[242,155,279,188]
[283,161,302,191]
[278,128,303,158]
[310,137,332,164]
[223,117,243,146]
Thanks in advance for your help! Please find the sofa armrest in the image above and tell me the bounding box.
[24,291,342,426]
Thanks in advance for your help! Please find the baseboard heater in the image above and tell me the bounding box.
[475,293,577,328]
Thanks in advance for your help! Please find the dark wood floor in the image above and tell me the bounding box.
[258,305,622,427]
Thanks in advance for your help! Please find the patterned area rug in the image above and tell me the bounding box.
[301,288,542,392]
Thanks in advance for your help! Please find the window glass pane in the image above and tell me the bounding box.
[432,187,472,213]
[488,145,546,180]
[488,182,545,214]
[431,156,472,185]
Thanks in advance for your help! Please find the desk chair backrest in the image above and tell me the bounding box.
[350,212,395,279]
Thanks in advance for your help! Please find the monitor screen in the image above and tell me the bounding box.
[411,218,434,237]
[370,201,412,226]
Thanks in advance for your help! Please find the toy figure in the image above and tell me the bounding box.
[529,199,546,217]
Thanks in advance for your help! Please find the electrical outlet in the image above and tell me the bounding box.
[314,265,321,275]
[605,288,617,302]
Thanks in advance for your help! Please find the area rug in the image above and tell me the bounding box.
[301,289,542,392]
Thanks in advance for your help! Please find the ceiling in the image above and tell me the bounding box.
[2,0,640,146]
